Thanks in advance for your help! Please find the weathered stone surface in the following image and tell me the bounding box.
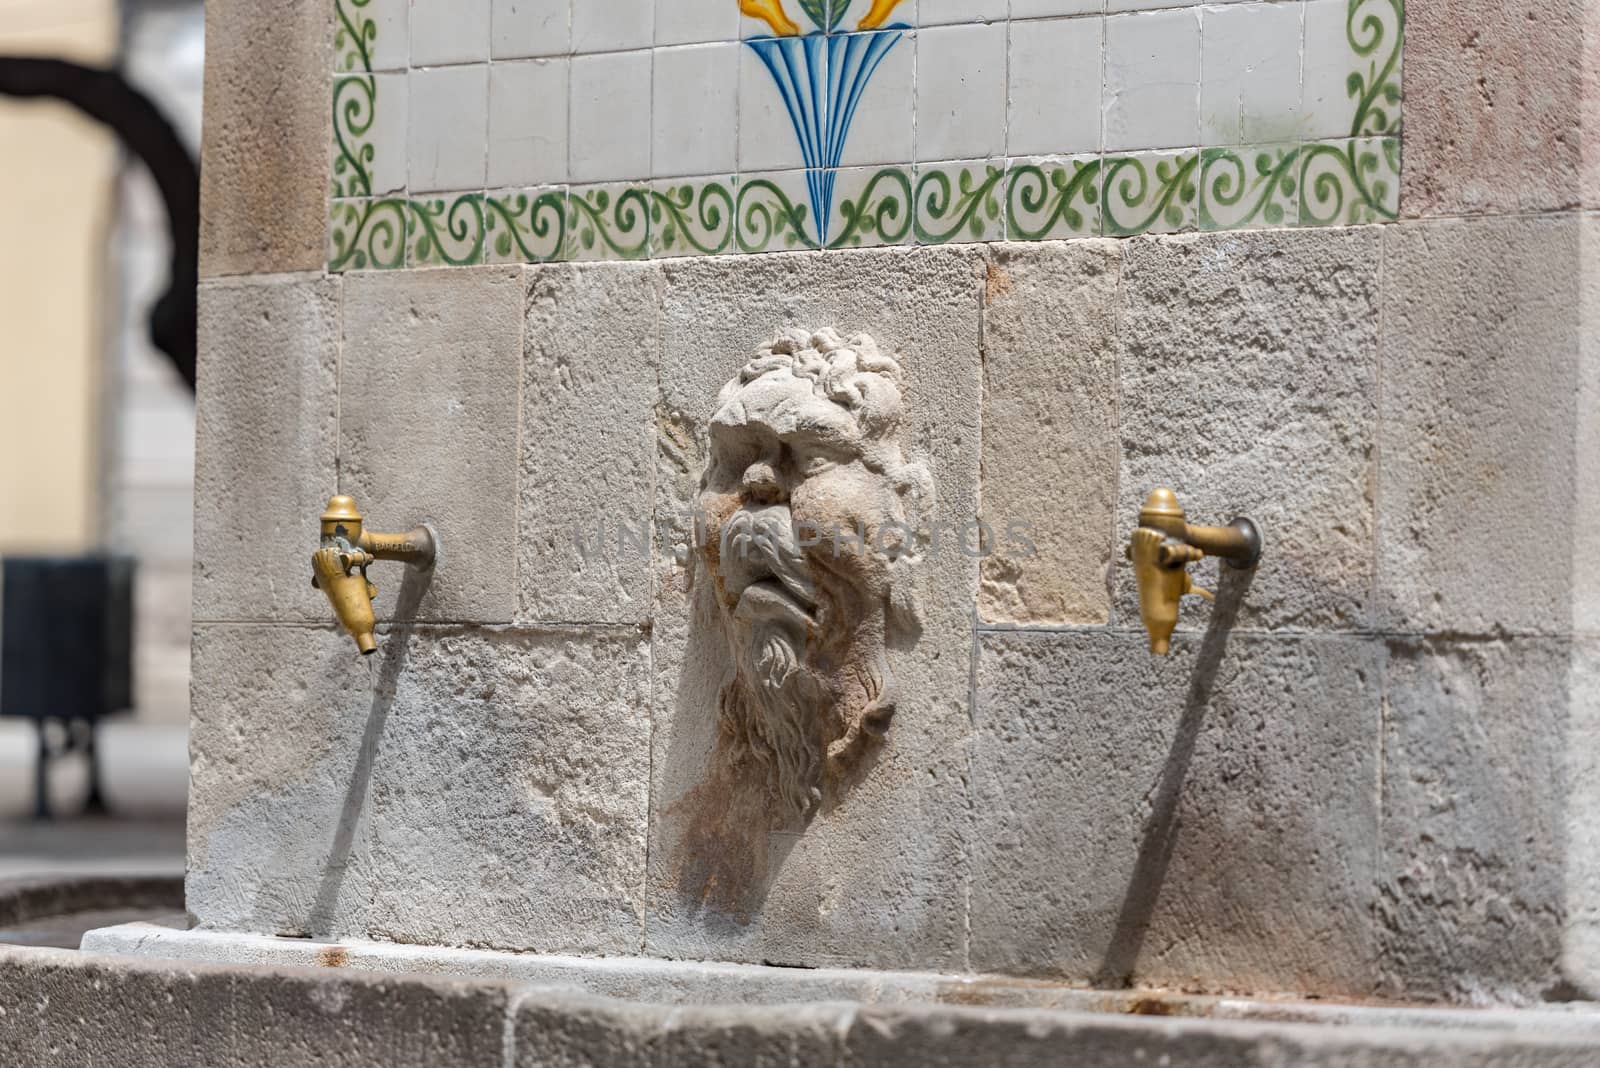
[1575,215,1600,633]
[1379,637,1572,1002]
[200,0,333,276]
[361,626,652,955]
[341,267,523,623]
[646,247,983,970]
[1117,228,1380,635]
[979,241,1121,626]
[1401,0,1588,217]
[1568,640,1600,995]
[512,993,670,1068]
[1378,216,1582,635]
[193,277,339,622]
[521,264,661,625]
[187,624,375,937]
[655,1003,848,1067]
[969,629,1380,996]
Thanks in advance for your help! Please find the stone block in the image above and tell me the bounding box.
[200,0,333,276]
[1401,0,1588,217]
[979,241,1121,626]
[187,623,376,937]
[1378,637,1573,1002]
[654,1004,849,1067]
[1117,228,1381,635]
[512,992,671,1068]
[1576,215,1600,634]
[1568,640,1600,993]
[360,626,652,955]
[645,246,984,970]
[1378,216,1583,635]
[341,267,523,623]
[521,263,662,625]
[969,629,1380,996]
[194,276,339,622]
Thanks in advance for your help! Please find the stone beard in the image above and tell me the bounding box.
[694,327,931,828]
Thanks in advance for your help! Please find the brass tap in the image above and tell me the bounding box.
[1126,488,1261,655]
[311,495,436,654]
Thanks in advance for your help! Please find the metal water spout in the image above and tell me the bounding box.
[1126,488,1261,655]
[311,495,436,654]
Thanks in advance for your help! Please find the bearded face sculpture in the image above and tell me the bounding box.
[693,327,932,828]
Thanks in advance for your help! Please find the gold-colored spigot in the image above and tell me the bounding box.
[1126,488,1261,656]
[311,495,436,655]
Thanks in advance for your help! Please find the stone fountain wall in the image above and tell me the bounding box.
[188,0,1598,1004]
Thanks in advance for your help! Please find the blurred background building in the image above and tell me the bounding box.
[0,0,201,874]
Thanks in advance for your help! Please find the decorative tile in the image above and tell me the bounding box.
[1299,136,1400,227]
[566,183,653,260]
[652,43,739,178]
[1007,15,1101,157]
[915,159,1005,244]
[656,0,738,45]
[1005,155,1102,240]
[570,51,653,183]
[650,176,739,257]
[485,186,569,263]
[1200,2,1302,146]
[1102,150,1199,236]
[408,65,488,193]
[332,72,407,197]
[734,170,818,252]
[916,22,1007,162]
[1103,8,1201,152]
[826,165,914,249]
[326,0,1406,268]
[1303,0,1402,140]
[488,59,569,189]
[491,0,571,60]
[838,28,914,167]
[410,0,490,66]
[1199,144,1300,231]
[406,193,486,266]
[335,0,407,73]
[572,0,653,53]
[330,199,411,271]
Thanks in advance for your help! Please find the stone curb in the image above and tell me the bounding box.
[0,876,182,928]
[5,943,1600,1067]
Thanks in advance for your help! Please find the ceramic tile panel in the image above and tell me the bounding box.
[326,0,1405,267]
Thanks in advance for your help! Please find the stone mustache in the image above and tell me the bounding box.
[694,327,932,828]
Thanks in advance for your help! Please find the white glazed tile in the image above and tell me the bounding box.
[1107,0,1213,11]
[738,40,814,171]
[492,0,571,59]
[919,0,1003,25]
[406,193,487,267]
[914,159,1006,243]
[408,65,489,193]
[826,164,915,248]
[411,0,491,66]
[838,28,914,167]
[1200,1,1303,146]
[656,0,739,45]
[916,22,1007,162]
[489,59,570,188]
[572,0,654,53]
[1005,155,1103,239]
[1199,143,1300,230]
[1007,16,1101,156]
[569,50,653,182]
[334,72,408,196]
[566,182,653,260]
[485,186,570,262]
[1302,0,1366,139]
[336,0,408,72]
[734,170,819,251]
[1103,8,1201,152]
[652,43,739,178]
[1102,148,1199,234]
[1011,0,1101,19]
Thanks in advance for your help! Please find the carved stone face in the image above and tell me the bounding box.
[695,328,930,824]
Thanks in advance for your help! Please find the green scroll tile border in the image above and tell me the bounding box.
[328,0,1403,271]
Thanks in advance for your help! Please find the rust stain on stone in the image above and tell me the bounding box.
[985,259,1013,303]
[314,946,350,968]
